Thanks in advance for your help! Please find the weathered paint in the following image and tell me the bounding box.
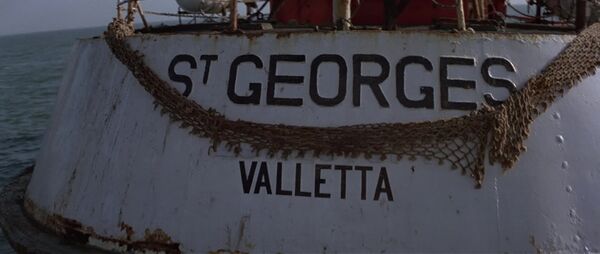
[0,169,111,253]
[23,197,181,253]
[24,30,600,253]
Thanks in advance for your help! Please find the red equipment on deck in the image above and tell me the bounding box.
[270,0,506,26]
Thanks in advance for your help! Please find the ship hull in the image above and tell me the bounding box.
[11,30,600,253]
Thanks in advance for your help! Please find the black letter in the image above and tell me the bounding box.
[314,164,332,198]
[481,57,517,106]
[310,54,347,106]
[396,56,434,109]
[276,162,293,196]
[267,55,305,106]
[228,55,263,104]
[240,161,257,194]
[355,166,373,200]
[335,165,352,199]
[294,163,312,197]
[168,54,197,97]
[374,167,394,201]
[200,55,218,85]
[254,162,272,194]
[440,57,477,110]
[353,54,390,107]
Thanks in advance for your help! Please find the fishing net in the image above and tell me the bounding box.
[104,19,600,187]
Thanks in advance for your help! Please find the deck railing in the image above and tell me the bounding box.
[115,0,592,32]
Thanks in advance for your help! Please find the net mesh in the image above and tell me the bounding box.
[104,20,600,187]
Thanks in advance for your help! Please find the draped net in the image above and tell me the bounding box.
[104,20,600,187]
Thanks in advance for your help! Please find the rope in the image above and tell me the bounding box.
[104,19,600,188]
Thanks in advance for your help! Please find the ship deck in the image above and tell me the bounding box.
[137,21,578,37]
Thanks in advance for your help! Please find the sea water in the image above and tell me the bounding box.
[0,26,104,253]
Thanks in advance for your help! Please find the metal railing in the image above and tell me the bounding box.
[116,0,593,33]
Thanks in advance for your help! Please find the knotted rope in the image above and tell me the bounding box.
[104,19,600,187]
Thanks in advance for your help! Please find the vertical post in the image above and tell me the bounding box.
[136,1,149,30]
[384,0,396,30]
[246,1,253,16]
[230,0,238,31]
[535,1,542,23]
[475,0,486,20]
[455,0,466,31]
[576,0,587,31]
[178,7,182,25]
[117,0,122,20]
[126,0,135,26]
[333,0,352,30]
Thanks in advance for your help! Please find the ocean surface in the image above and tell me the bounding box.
[0,26,104,253]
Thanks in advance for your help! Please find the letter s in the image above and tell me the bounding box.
[481,57,517,106]
[168,54,197,97]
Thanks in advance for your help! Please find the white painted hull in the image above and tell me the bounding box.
[25,30,600,253]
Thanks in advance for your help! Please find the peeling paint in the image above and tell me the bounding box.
[126,25,576,45]
[529,235,543,254]
[23,198,182,254]
[120,222,134,241]
[208,249,249,254]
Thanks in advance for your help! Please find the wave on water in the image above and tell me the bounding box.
[0,26,104,254]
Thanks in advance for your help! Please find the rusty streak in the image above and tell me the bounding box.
[23,198,182,254]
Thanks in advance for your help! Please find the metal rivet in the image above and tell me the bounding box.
[569,208,577,218]
[562,161,569,169]
[553,112,561,120]
[566,186,573,193]
[556,135,565,144]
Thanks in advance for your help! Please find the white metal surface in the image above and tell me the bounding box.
[175,0,228,13]
[26,30,600,253]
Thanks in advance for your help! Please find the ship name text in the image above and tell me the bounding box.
[169,54,517,110]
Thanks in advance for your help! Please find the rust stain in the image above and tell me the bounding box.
[275,32,293,39]
[243,32,265,40]
[208,249,249,254]
[119,222,134,241]
[144,228,173,243]
[236,216,250,250]
[529,235,543,254]
[138,25,573,44]
[24,197,182,253]
[121,228,180,254]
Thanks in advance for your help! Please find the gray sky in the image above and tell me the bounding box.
[0,0,179,35]
[0,0,529,36]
